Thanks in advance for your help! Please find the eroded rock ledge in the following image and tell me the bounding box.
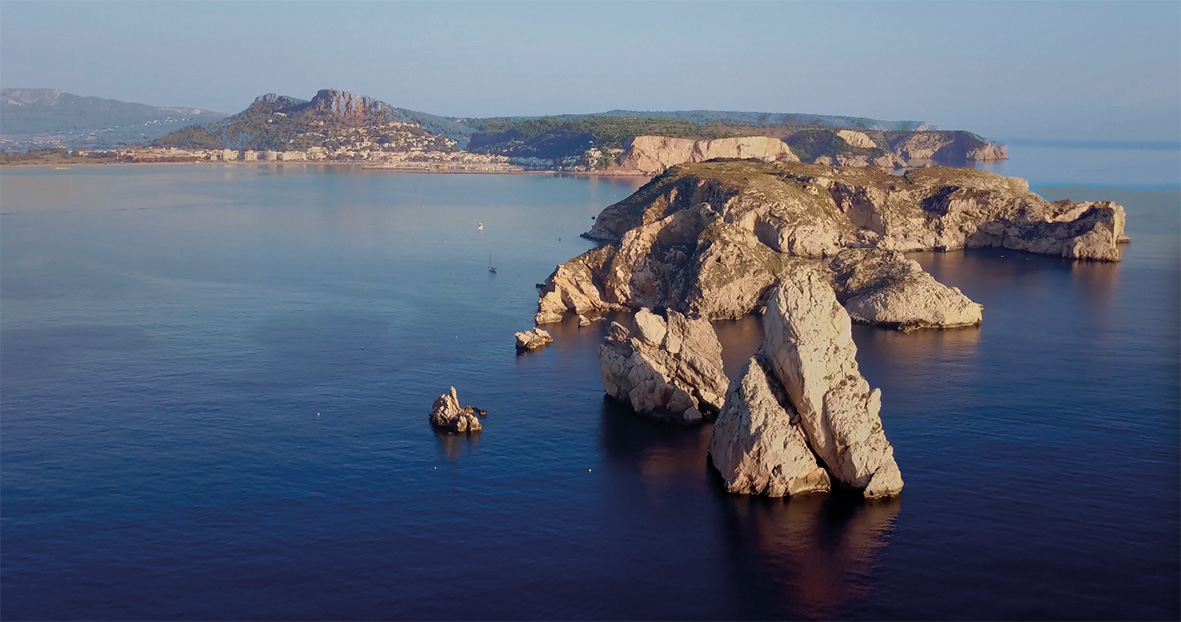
[829,248,982,331]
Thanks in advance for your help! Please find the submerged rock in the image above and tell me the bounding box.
[598,308,729,424]
[760,271,903,497]
[828,248,983,330]
[514,327,554,352]
[428,386,485,434]
[709,353,832,496]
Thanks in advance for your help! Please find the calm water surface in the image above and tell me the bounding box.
[2,154,1178,620]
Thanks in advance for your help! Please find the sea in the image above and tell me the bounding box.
[2,143,1178,620]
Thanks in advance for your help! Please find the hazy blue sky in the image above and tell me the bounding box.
[2,1,1178,141]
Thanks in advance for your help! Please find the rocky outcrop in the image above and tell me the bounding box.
[761,271,903,497]
[540,161,1127,331]
[598,308,729,424]
[887,131,1006,163]
[514,327,554,352]
[709,353,832,496]
[836,130,876,149]
[585,161,1126,262]
[828,248,983,330]
[709,271,904,498]
[617,135,799,176]
[428,387,486,433]
[786,129,1004,169]
[540,203,797,324]
[535,245,623,325]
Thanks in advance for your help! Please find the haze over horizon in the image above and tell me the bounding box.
[2,0,1178,143]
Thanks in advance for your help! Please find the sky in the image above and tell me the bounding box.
[1,0,1178,142]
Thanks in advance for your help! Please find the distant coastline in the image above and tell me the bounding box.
[0,159,656,178]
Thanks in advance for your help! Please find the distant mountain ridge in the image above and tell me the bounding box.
[0,89,226,149]
[151,88,938,154]
[5,87,1005,170]
[488,109,928,132]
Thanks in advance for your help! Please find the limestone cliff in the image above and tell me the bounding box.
[598,309,730,424]
[538,203,799,325]
[709,352,833,496]
[710,273,904,498]
[615,135,799,175]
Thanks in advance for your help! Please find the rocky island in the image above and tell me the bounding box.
[536,159,1126,330]
[536,158,1130,499]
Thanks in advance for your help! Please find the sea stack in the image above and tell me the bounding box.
[709,270,904,498]
[428,387,486,434]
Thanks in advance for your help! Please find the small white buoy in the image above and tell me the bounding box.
[477,223,484,231]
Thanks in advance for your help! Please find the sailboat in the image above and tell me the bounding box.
[488,251,497,274]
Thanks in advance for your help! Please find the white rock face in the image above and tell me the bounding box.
[836,130,876,149]
[535,246,622,325]
[514,327,554,352]
[829,248,983,330]
[428,386,484,433]
[760,271,904,497]
[539,203,793,324]
[598,308,729,424]
[709,354,832,496]
[619,135,800,175]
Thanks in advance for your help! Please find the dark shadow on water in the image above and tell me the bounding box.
[597,395,713,489]
[597,395,902,619]
[718,491,902,620]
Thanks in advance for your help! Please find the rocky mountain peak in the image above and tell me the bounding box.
[309,89,389,119]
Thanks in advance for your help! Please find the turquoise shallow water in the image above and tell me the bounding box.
[1,153,1178,620]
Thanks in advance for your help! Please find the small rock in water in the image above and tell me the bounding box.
[515,327,554,352]
[428,386,484,434]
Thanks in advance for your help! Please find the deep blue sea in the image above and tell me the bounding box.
[2,148,1178,620]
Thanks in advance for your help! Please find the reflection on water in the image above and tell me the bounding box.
[599,384,902,619]
[720,494,901,619]
[434,429,480,461]
[712,317,765,377]
[598,397,712,492]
